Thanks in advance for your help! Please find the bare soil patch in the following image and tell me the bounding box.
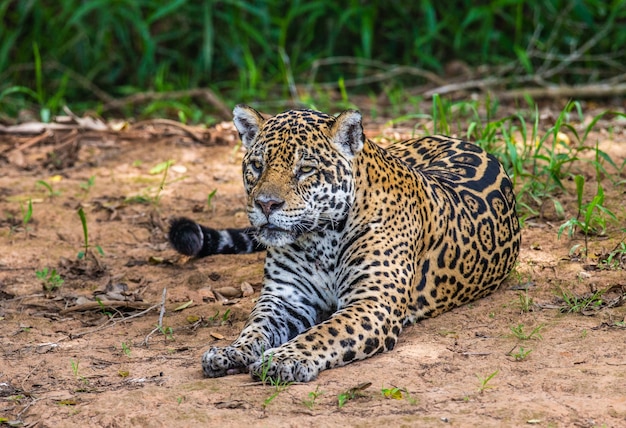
[1,116,625,427]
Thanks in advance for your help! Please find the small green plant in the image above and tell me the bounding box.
[509,323,544,341]
[70,358,88,384]
[337,382,371,408]
[255,351,292,409]
[79,175,96,197]
[262,377,292,409]
[36,179,61,199]
[254,351,274,385]
[302,386,324,410]
[36,267,64,291]
[121,342,131,357]
[476,370,498,393]
[557,287,604,313]
[126,160,181,206]
[381,386,403,399]
[598,238,626,270]
[510,346,532,361]
[20,199,33,236]
[206,309,232,325]
[379,385,419,404]
[77,207,104,259]
[150,160,173,206]
[517,291,534,313]
[95,297,113,317]
[207,189,217,210]
[156,324,174,341]
[558,175,617,257]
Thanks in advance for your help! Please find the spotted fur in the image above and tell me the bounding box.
[169,105,521,382]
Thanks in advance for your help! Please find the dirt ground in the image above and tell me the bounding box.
[1,110,625,428]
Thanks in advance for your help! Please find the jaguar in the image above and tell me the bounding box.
[168,105,521,382]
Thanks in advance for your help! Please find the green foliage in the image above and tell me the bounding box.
[36,267,64,292]
[156,324,175,341]
[476,370,498,393]
[79,175,96,196]
[21,199,33,235]
[598,239,626,270]
[36,179,61,199]
[302,386,324,410]
[77,206,104,259]
[70,358,88,384]
[509,323,544,341]
[510,346,532,361]
[557,287,604,313]
[517,291,534,313]
[121,342,131,357]
[2,1,625,118]
[206,308,231,325]
[558,174,618,256]
[379,385,418,404]
[207,189,218,210]
[254,351,275,385]
[337,382,371,408]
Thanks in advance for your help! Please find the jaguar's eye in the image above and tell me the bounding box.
[297,165,316,177]
[250,159,263,172]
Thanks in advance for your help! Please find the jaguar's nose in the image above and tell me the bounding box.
[255,195,285,218]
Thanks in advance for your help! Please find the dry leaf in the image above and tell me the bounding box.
[174,300,194,311]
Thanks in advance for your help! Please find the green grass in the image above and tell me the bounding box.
[509,323,545,341]
[476,370,498,393]
[77,207,104,260]
[557,287,605,313]
[2,2,625,120]
[36,267,64,292]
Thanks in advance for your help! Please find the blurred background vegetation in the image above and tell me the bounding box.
[1,0,625,123]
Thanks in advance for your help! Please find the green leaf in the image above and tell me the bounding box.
[514,45,533,74]
[150,160,173,175]
[77,207,89,248]
[23,199,33,224]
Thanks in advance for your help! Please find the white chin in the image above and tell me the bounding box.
[257,228,297,247]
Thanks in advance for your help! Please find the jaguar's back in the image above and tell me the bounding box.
[378,135,520,320]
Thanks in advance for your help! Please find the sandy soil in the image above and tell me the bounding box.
[1,115,625,428]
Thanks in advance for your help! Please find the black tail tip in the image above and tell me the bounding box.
[168,217,204,256]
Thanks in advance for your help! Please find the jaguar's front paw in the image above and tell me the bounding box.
[249,351,320,383]
[201,346,253,378]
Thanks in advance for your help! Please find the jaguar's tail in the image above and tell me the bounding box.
[168,217,265,258]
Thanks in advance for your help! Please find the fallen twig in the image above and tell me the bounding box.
[59,300,162,314]
[101,88,231,120]
[131,118,206,144]
[142,288,168,347]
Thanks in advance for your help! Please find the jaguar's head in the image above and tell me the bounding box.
[233,105,365,247]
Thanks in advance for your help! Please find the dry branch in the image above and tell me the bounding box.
[60,300,164,314]
[101,88,231,120]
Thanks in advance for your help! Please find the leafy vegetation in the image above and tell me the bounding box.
[557,287,605,313]
[510,346,533,361]
[302,386,324,410]
[337,382,371,408]
[77,207,104,259]
[509,323,545,341]
[36,267,64,292]
[2,1,625,119]
[476,370,499,393]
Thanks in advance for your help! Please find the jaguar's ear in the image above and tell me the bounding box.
[330,109,364,157]
[233,104,266,148]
